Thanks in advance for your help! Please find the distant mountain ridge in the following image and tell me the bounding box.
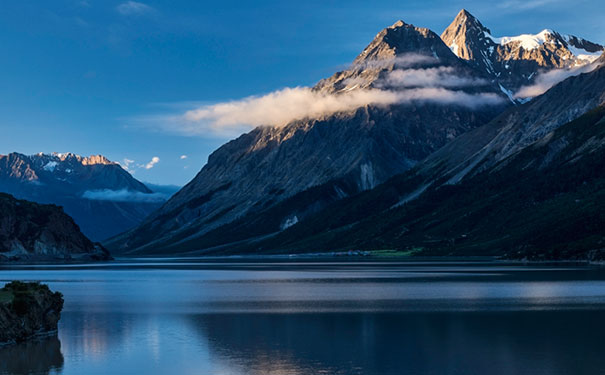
[0,152,165,241]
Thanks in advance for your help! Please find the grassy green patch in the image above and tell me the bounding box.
[368,248,423,257]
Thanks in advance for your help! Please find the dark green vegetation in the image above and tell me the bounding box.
[0,193,111,262]
[0,290,12,304]
[0,282,64,344]
[2,282,62,316]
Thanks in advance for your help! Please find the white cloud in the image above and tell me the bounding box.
[116,1,154,16]
[515,64,597,98]
[354,53,439,70]
[170,87,502,136]
[119,158,135,172]
[143,156,160,169]
[133,54,504,138]
[82,189,168,203]
[383,67,488,88]
[180,155,188,159]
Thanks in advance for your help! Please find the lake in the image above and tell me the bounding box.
[1,259,605,375]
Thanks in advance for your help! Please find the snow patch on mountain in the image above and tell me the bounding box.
[485,29,554,51]
[43,161,58,172]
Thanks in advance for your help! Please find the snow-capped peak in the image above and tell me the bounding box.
[485,29,556,51]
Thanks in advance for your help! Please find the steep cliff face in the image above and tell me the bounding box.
[441,9,604,94]
[108,20,507,254]
[0,152,165,241]
[0,282,64,345]
[0,193,111,262]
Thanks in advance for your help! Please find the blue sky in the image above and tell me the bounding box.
[0,0,603,185]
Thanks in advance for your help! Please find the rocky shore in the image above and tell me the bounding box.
[0,282,64,345]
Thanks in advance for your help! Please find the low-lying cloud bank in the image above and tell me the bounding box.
[138,54,504,137]
[383,66,488,88]
[177,87,501,136]
[82,189,168,203]
[515,64,598,98]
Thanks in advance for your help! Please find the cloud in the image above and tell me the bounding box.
[383,67,488,88]
[119,158,135,172]
[82,189,168,203]
[180,155,188,159]
[116,1,154,16]
[178,88,501,135]
[354,53,439,70]
[138,87,502,137]
[133,54,504,138]
[143,156,160,169]
[515,64,597,98]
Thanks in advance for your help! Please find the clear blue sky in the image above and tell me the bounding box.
[1,0,603,185]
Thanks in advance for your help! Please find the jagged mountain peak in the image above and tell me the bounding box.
[355,20,453,63]
[315,19,465,94]
[441,10,604,92]
[450,9,490,33]
[32,152,117,166]
[441,9,491,58]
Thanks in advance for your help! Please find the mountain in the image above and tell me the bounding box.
[107,19,509,254]
[0,193,111,262]
[255,105,605,261]
[441,9,604,95]
[0,153,166,241]
[202,56,605,259]
[115,48,605,257]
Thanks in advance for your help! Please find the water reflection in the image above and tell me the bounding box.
[0,261,605,374]
[190,311,605,375]
[0,336,63,375]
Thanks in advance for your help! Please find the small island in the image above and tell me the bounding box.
[0,282,64,345]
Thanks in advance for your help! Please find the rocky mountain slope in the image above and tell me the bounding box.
[118,50,605,257]
[0,193,110,261]
[258,105,605,260]
[0,152,166,241]
[441,10,604,96]
[202,57,605,259]
[107,19,509,254]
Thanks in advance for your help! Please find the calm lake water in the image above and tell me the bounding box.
[1,259,605,375]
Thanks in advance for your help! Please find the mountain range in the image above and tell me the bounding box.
[95,9,604,259]
[0,152,168,241]
[441,10,603,96]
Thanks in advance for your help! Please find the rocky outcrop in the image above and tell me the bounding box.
[0,282,64,345]
[0,193,111,262]
[0,152,166,241]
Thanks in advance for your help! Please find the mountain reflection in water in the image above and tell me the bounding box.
[0,336,63,375]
